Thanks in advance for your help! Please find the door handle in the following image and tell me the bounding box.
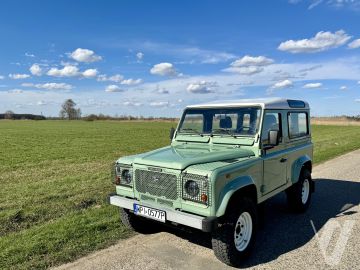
[280,158,287,163]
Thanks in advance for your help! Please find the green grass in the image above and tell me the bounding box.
[0,121,360,269]
[311,125,360,163]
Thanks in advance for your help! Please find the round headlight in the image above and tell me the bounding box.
[121,169,132,184]
[184,180,199,197]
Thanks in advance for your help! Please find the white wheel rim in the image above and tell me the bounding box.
[301,179,310,204]
[234,212,253,252]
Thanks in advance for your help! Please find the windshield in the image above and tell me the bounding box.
[178,107,261,136]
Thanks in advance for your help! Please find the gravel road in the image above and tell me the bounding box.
[54,150,360,270]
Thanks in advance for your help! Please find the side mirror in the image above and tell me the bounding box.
[169,127,175,140]
[268,130,279,146]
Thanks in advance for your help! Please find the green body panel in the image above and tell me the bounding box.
[131,144,255,170]
[290,152,312,183]
[215,176,255,217]
[113,104,313,220]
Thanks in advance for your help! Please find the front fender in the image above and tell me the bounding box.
[215,176,255,217]
[291,155,312,184]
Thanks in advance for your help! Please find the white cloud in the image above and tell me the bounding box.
[303,82,323,88]
[0,75,4,80]
[358,81,360,84]
[348,39,360,49]
[157,88,169,94]
[136,52,144,60]
[120,78,143,85]
[123,101,143,107]
[47,65,97,79]
[37,100,47,106]
[150,62,178,76]
[223,55,273,75]
[230,55,274,67]
[271,79,294,89]
[278,30,351,53]
[3,56,360,117]
[9,73,31,79]
[288,0,302,4]
[25,52,35,57]
[105,85,123,92]
[326,0,360,9]
[8,89,23,93]
[223,66,264,75]
[200,52,237,64]
[97,74,124,83]
[60,61,79,66]
[70,48,102,63]
[82,69,98,78]
[186,81,217,94]
[137,41,236,64]
[340,85,347,90]
[47,65,79,77]
[150,101,169,107]
[308,0,323,9]
[355,99,360,103]
[29,64,43,76]
[22,82,73,90]
[298,65,323,74]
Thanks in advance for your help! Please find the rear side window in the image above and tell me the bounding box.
[288,112,308,139]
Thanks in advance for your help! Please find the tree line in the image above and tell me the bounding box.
[1,99,176,121]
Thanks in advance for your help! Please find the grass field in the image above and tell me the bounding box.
[1,120,360,269]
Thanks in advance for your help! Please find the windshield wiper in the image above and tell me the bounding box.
[211,128,236,137]
[179,128,204,136]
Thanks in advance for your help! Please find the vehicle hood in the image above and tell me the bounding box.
[133,144,254,170]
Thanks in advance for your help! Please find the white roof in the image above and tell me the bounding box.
[187,98,309,110]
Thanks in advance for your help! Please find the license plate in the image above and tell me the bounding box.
[133,204,166,223]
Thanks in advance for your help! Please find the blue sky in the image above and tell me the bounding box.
[1,0,360,117]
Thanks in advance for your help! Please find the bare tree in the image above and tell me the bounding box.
[4,110,14,119]
[59,99,81,120]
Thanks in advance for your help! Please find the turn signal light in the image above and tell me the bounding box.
[201,193,208,203]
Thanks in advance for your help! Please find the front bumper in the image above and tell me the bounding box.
[108,194,218,232]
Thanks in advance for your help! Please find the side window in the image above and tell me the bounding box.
[288,112,308,139]
[261,112,282,144]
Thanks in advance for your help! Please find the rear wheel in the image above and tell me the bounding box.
[286,169,313,213]
[211,197,258,267]
[120,208,160,234]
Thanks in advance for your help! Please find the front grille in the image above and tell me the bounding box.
[157,198,174,207]
[135,169,178,200]
[140,194,156,203]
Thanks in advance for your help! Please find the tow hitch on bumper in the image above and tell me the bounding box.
[108,194,218,232]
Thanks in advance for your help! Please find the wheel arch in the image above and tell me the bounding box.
[215,176,258,217]
[291,155,312,184]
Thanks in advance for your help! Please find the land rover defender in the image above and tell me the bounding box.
[109,98,314,266]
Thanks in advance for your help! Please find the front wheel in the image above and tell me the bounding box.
[211,197,258,267]
[286,169,313,213]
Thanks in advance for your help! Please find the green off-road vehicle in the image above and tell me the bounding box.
[109,98,314,266]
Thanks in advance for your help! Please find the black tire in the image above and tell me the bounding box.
[286,169,313,213]
[119,208,160,234]
[211,197,258,267]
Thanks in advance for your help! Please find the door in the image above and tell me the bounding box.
[261,111,287,194]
